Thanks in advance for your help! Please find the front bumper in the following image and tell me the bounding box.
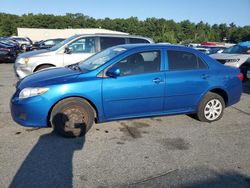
[14,63,33,79]
[10,92,51,128]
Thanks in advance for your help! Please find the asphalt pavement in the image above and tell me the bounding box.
[0,64,250,188]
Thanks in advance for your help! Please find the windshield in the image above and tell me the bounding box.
[50,35,79,51]
[79,46,127,71]
[223,45,250,54]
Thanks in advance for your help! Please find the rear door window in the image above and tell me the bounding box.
[100,37,125,51]
[167,50,207,70]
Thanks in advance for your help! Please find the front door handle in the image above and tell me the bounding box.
[153,77,162,84]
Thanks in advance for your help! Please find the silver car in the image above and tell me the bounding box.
[14,34,153,79]
[210,41,250,80]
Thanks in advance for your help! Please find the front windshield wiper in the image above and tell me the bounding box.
[66,63,82,72]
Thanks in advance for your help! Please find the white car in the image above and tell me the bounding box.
[14,34,153,79]
[210,41,250,80]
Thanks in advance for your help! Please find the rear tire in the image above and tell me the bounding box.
[196,92,225,122]
[50,98,94,138]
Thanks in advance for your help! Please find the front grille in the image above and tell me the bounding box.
[216,59,226,64]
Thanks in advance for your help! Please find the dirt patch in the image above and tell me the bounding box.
[119,121,150,139]
[132,121,150,128]
[159,138,190,150]
[25,128,40,132]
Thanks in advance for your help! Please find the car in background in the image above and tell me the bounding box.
[194,46,226,55]
[10,36,33,51]
[0,38,20,52]
[32,38,65,50]
[210,41,250,80]
[10,44,243,138]
[0,42,17,63]
[14,34,153,79]
[194,47,210,54]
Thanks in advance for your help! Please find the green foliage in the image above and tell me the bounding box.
[0,12,249,43]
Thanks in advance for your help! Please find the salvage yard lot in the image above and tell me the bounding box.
[0,63,250,188]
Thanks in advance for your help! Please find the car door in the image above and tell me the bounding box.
[63,37,96,66]
[164,49,210,113]
[102,49,165,119]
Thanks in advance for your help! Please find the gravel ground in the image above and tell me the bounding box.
[0,63,250,188]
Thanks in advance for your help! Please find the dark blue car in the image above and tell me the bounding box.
[10,44,243,137]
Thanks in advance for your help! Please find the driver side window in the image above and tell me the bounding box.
[68,37,96,53]
[115,51,161,76]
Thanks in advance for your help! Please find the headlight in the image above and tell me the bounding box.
[18,57,29,64]
[19,87,49,99]
[225,59,240,63]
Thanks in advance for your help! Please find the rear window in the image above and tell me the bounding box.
[167,50,208,70]
[129,38,150,44]
[100,37,126,51]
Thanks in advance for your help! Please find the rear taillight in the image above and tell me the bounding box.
[237,73,244,81]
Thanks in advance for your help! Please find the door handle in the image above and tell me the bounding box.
[153,77,162,84]
[202,74,209,80]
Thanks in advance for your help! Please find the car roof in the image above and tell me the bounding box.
[114,43,189,50]
[74,33,153,42]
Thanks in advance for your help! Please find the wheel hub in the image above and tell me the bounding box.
[204,99,222,121]
[62,106,87,129]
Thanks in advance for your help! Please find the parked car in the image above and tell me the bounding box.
[194,47,210,54]
[32,38,65,50]
[210,41,250,80]
[0,38,20,52]
[194,46,226,55]
[14,34,153,79]
[10,36,33,51]
[0,42,17,63]
[10,44,243,138]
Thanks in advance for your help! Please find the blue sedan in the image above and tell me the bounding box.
[10,44,243,137]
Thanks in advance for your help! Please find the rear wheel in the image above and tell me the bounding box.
[50,98,94,138]
[196,92,225,122]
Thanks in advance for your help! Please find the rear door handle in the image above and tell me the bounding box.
[153,77,162,84]
[202,74,209,80]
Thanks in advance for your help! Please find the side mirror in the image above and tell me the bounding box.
[106,66,121,78]
[64,47,72,54]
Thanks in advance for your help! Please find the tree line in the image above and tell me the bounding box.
[0,12,250,44]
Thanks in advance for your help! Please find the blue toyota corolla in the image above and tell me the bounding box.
[10,44,243,137]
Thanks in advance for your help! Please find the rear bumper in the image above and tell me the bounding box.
[227,82,243,106]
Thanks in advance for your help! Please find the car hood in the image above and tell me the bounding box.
[210,53,250,60]
[17,49,53,58]
[17,67,82,89]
